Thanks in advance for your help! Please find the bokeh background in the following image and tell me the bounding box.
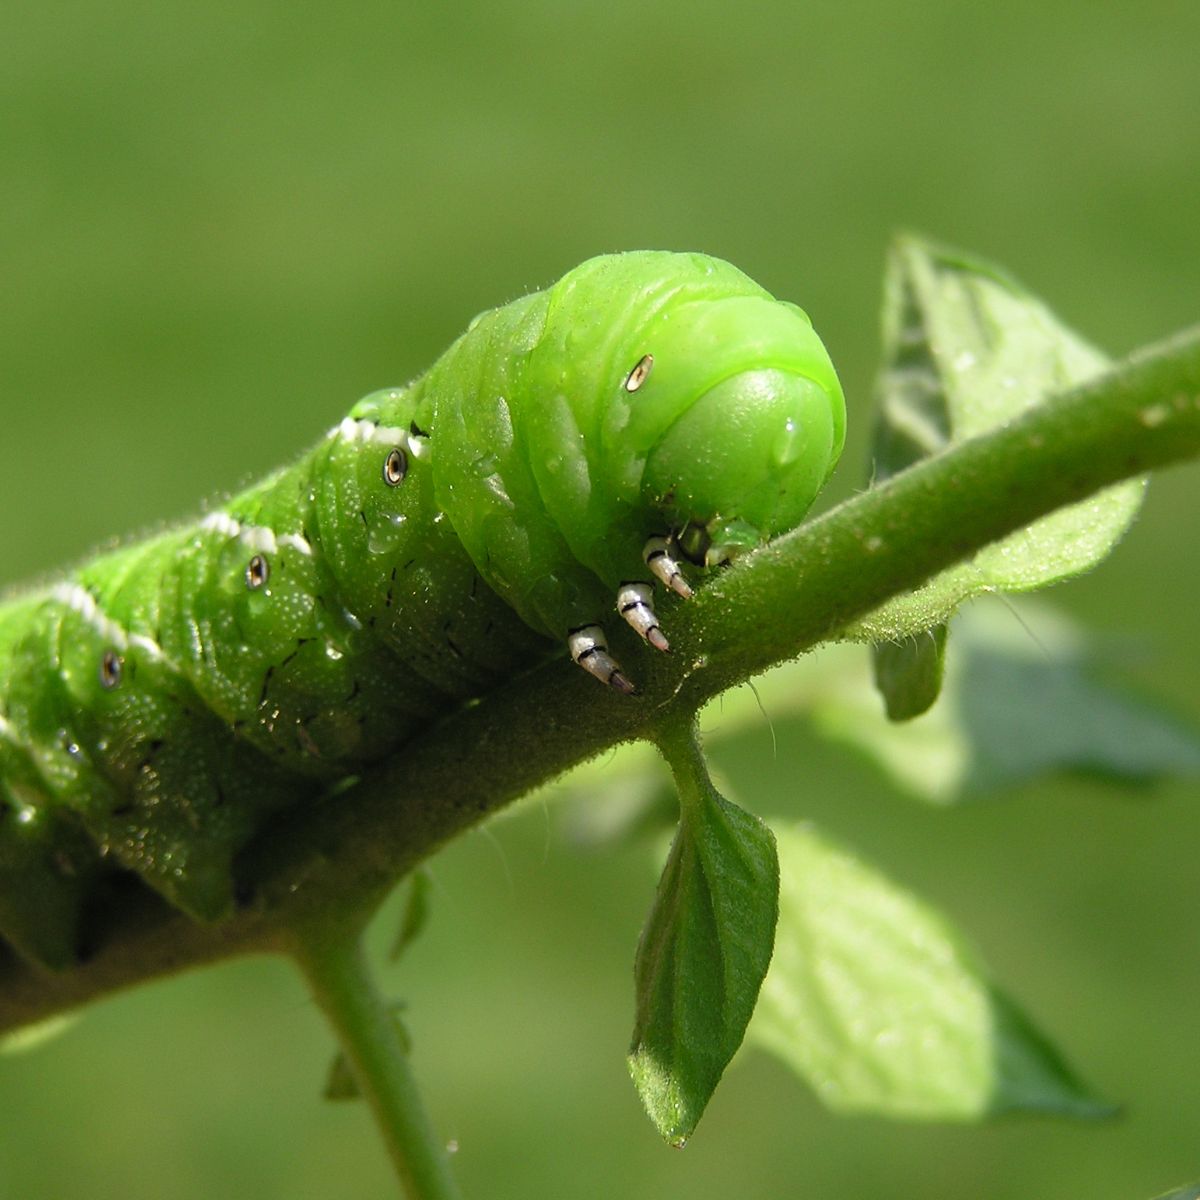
[2,2,1199,1197]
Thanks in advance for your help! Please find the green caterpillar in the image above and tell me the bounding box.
[0,251,844,968]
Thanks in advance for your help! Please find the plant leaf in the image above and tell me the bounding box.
[387,869,432,963]
[628,746,779,1146]
[957,632,1200,793]
[817,601,1200,802]
[848,235,1144,643]
[871,624,948,721]
[750,820,1109,1120]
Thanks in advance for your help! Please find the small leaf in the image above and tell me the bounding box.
[872,624,948,721]
[324,1050,361,1102]
[629,725,779,1145]
[956,618,1200,791]
[388,869,432,963]
[811,601,1200,803]
[750,821,1109,1120]
[848,235,1144,642]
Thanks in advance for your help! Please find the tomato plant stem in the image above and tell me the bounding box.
[290,927,463,1200]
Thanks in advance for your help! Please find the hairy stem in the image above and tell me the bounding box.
[289,925,463,1200]
[0,325,1198,1030]
[654,713,709,822]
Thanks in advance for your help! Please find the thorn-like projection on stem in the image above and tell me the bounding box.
[616,582,669,652]
[567,625,635,694]
[642,536,693,599]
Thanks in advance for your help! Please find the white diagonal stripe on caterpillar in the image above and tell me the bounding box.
[130,634,169,658]
[331,416,410,447]
[279,534,313,556]
[49,583,169,664]
[198,513,313,558]
[199,511,242,540]
[51,583,132,651]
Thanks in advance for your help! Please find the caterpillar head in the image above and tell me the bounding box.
[524,253,845,587]
[425,251,845,664]
[630,293,845,567]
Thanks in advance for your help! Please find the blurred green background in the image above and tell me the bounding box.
[2,1,1199,1197]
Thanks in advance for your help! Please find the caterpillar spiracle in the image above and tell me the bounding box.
[0,251,844,968]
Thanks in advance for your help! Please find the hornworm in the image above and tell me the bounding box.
[0,250,844,966]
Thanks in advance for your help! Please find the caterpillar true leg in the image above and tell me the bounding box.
[567,625,635,694]
[642,536,692,599]
[616,582,669,652]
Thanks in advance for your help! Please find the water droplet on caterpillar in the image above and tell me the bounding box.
[367,512,407,555]
[771,417,803,466]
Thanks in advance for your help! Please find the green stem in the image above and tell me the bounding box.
[290,925,463,1200]
[654,714,709,823]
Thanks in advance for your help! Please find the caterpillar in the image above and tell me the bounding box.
[0,251,844,968]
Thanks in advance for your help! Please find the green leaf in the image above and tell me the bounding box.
[1150,1187,1200,1200]
[750,821,1109,1120]
[871,624,948,721]
[323,1050,362,1102]
[957,630,1200,792]
[819,601,1200,802]
[388,869,432,963]
[629,724,779,1146]
[848,234,1144,642]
